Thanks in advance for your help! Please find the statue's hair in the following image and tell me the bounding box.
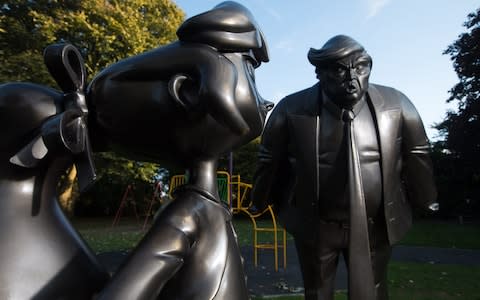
[308,35,371,68]
[177,1,269,65]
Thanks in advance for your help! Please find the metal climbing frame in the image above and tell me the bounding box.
[167,172,287,271]
[232,181,287,271]
[167,171,231,205]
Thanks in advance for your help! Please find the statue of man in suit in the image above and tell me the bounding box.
[252,35,438,300]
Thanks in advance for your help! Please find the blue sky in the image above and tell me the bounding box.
[173,0,479,140]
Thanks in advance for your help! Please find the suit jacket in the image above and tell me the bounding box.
[252,83,437,245]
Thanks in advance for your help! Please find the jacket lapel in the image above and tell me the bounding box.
[302,83,321,116]
[286,83,320,204]
[367,84,401,196]
[287,84,319,161]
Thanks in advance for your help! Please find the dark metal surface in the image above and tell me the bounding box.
[252,35,437,300]
[87,1,271,168]
[0,44,108,299]
[92,2,272,299]
[0,1,272,298]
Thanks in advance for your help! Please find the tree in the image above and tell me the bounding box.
[1,0,184,83]
[219,138,261,183]
[435,8,480,216]
[94,152,161,186]
[77,153,163,217]
[1,0,185,215]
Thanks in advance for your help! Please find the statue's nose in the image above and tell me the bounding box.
[347,68,357,80]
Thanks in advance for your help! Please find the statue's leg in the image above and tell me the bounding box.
[370,217,392,300]
[294,222,346,300]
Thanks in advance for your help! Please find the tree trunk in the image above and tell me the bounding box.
[58,165,78,217]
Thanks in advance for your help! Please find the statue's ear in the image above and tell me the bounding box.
[168,73,201,112]
[168,74,190,109]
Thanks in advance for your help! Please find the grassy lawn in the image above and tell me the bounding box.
[386,262,480,300]
[231,215,294,247]
[252,262,480,300]
[399,219,480,249]
[74,216,480,253]
[74,218,145,253]
[73,217,480,300]
[234,217,480,250]
[74,216,289,253]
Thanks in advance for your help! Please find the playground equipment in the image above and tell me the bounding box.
[112,182,168,230]
[168,171,231,205]
[230,178,287,271]
[168,174,186,198]
[168,172,287,271]
[142,181,167,230]
[111,184,140,228]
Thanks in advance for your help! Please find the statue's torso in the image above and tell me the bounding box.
[158,190,248,300]
[0,161,108,300]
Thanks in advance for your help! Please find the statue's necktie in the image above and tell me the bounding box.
[342,109,375,300]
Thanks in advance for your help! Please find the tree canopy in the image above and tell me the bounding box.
[435,8,480,216]
[1,0,184,84]
[219,138,261,184]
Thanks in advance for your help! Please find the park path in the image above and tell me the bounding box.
[240,243,480,296]
[97,243,480,297]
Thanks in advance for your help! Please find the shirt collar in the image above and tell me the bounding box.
[322,92,366,120]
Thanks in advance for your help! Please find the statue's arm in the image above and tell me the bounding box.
[400,94,438,211]
[97,204,196,300]
[251,101,289,210]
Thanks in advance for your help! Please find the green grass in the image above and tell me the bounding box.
[252,292,346,300]
[387,262,480,299]
[235,217,480,250]
[252,262,480,300]
[73,217,480,300]
[75,216,288,252]
[232,216,294,247]
[74,218,145,253]
[74,217,480,253]
[399,219,480,249]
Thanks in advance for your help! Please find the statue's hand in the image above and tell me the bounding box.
[428,202,440,212]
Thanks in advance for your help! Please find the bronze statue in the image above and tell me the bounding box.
[252,35,438,300]
[90,2,272,299]
[0,1,271,299]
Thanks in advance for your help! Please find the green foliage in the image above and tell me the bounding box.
[430,141,470,216]
[435,8,480,214]
[95,152,160,186]
[76,153,162,217]
[442,8,480,108]
[219,138,261,183]
[0,0,185,83]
